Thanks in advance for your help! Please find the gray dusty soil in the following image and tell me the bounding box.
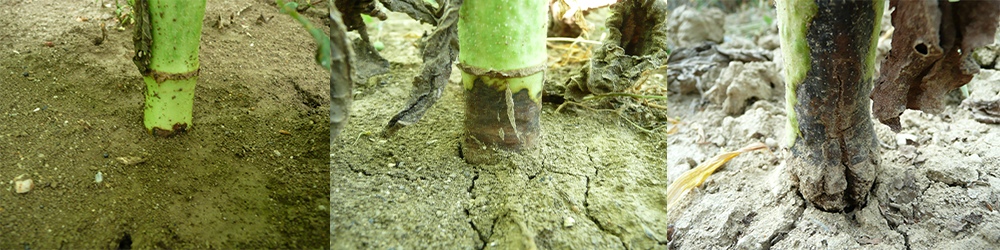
[333,3,1000,250]
[1,0,329,248]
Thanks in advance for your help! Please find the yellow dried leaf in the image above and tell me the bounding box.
[666,142,768,210]
[666,125,678,135]
[667,117,681,124]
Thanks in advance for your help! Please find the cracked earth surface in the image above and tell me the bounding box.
[330,57,672,248]
[331,7,1000,250]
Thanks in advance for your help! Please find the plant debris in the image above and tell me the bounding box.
[563,0,669,101]
[382,0,462,136]
[331,3,355,139]
[666,142,768,210]
[547,0,615,38]
[871,0,1000,132]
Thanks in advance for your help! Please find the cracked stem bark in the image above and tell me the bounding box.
[777,0,883,211]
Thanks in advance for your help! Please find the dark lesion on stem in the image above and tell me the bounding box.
[789,0,880,212]
[461,76,541,165]
[150,69,200,83]
[152,124,188,138]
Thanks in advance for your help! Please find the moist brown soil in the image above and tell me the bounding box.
[1,0,330,248]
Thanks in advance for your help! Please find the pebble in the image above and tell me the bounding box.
[95,171,104,183]
[765,137,777,149]
[946,219,966,232]
[896,133,917,146]
[14,174,33,194]
[564,216,575,228]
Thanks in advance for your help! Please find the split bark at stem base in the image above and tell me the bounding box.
[462,73,542,165]
[778,0,883,211]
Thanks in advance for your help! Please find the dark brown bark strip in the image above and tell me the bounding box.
[150,69,199,83]
[462,77,541,165]
[871,0,1000,132]
[790,0,881,212]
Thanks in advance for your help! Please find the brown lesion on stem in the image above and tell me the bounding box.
[150,68,200,83]
[457,63,546,79]
[152,123,188,137]
[462,76,541,165]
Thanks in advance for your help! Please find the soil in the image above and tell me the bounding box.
[1,0,330,248]
[333,3,1000,250]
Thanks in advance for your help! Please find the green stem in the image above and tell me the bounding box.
[458,0,546,164]
[134,0,206,137]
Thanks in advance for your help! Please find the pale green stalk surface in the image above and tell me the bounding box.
[143,0,206,134]
[458,0,546,97]
[776,0,816,147]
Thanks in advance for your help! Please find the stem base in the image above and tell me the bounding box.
[143,77,196,137]
[461,75,541,164]
[781,0,883,212]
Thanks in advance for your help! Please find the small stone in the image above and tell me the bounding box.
[765,137,777,149]
[925,160,978,185]
[899,145,918,159]
[963,213,983,225]
[564,216,576,228]
[103,153,109,158]
[896,133,917,146]
[95,171,103,183]
[14,174,33,194]
[946,219,967,232]
[967,154,984,166]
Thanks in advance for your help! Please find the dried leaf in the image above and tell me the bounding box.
[666,142,767,210]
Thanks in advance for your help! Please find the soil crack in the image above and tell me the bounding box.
[767,189,808,248]
[347,164,372,176]
[466,207,486,250]
[465,170,484,249]
[583,168,628,249]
